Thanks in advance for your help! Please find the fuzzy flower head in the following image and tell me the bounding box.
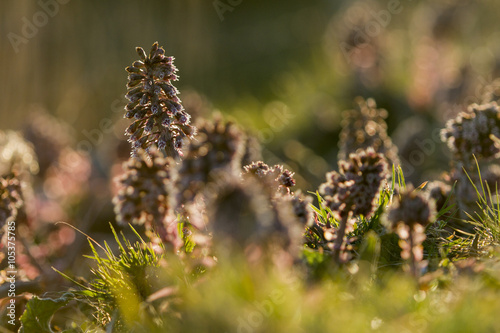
[243,161,296,195]
[124,42,195,159]
[319,148,388,219]
[113,149,176,226]
[177,115,245,205]
[441,102,500,163]
[338,97,400,166]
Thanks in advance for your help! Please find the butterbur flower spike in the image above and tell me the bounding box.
[319,148,388,263]
[441,102,500,165]
[124,42,195,159]
[112,148,177,246]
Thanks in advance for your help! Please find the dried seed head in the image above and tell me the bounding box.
[441,102,500,163]
[338,97,400,167]
[319,148,388,219]
[124,42,195,159]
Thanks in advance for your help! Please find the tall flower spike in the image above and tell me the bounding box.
[338,97,400,167]
[441,102,500,164]
[320,148,388,219]
[112,149,177,243]
[319,148,388,263]
[387,185,435,277]
[124,42,195,159]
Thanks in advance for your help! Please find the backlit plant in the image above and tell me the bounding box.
[124,42,196,159]
[319,148,389,263]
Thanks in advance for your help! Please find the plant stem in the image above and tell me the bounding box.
[333,214,349,264]
[409,229,417,278]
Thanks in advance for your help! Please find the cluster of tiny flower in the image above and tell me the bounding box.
[320,148,388,220]
[124,42,196,159]
[441,102,500,164]
[112,149,176,227]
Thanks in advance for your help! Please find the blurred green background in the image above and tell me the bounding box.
[2,0,500,188]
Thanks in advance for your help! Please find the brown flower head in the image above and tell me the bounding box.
[319,148,388,219]
[338,97,400,167]
[124,42,195,159]
[441,102,500,163]
[113,149,176,227]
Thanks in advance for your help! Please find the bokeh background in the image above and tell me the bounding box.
[2,1,500,326]
[2,0,500,217]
